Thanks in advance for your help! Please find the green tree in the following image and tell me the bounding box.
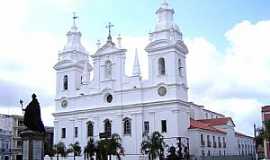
[141,131,165,160]
[96,133,124,160]
[68,142,82,160]
[53,142,68,160]
[96,138,108,160]
[44,138,54,157]
[84,138,96,160]
[107,134,124,160]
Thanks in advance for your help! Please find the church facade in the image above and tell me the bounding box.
[53,1,255,159]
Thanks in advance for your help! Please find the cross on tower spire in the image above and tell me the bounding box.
[72,12,78,28]
[106,22,114,42]
[161,0,169,7]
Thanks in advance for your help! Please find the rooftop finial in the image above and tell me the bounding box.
[70,12,79,32]
[132,48,141,77]
[162,0,168,6]
[117,34,122,48]
[72,12,78,27]
[106,22,114,42]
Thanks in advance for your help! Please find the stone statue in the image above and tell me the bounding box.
[23,94,45,133]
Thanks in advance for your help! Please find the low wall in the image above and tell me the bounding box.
[197,155,255,160]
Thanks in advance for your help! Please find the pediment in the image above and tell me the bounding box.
[94,41,123,56]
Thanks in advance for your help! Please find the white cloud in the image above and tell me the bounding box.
[185,20,270,135]
[0,0,27,32]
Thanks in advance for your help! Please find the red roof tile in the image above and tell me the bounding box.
[263,113,270,121]
[235,132,254,139]
[197,117,235,127]
[262,106,270,112]
[189,119,226,134]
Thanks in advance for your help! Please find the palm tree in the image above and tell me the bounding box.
[107,133,124,160]
[141,131,165,160]
[44,138,54,158]
[96,139,109,160]
[96,133,124,160]
[84,138,96,160]
[53,142,68,160]
[68,142,82,160]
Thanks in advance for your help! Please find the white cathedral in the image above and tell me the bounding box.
[53,1,255,160]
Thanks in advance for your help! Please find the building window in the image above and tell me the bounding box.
[201,150,205,157]
[207,135,211,147]
[144,121,149,134]
[74,127,78,138]
[123,118,131,135]
[178,59,183,76]
[158,86,167,97]
[218,137,221,148]
[18,120,24,126]
[61,128,66,138]
[223,137,226,148]
[17,141,23,148]
[158,58,166,75]
[87,121,94,137]
[63,75,68,90]
[206,113,208,119]
[161,120,167,133]
[104,119,111,137]
[105,60,112,79]
[213,136,216,148]
[105,94,113,103]
[207,150,211,156]
[201,134,205,146]
[17,130,21,137]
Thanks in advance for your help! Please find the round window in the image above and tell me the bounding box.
[106,94,113,103]
[61,100,68,108]
[158,87,167,96]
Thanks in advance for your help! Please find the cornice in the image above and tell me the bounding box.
[53,99,190,117]
[55,82,183,101]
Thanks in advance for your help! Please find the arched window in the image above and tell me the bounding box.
[158,58,166,75]
[105,60,112,79]
[63,75,68,90]
[178,59,183,76]
[80,76,83,84]
[123,118,131,135]
[104,119,111,137]
[87,121,94,137]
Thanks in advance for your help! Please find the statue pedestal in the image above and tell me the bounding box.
[21,130,45,160]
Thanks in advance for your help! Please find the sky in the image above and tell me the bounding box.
[0,0,270,136]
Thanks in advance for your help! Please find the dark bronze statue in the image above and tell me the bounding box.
[23,94,45,133]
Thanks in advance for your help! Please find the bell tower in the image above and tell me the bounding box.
[145,0,188,101]
[54,13,92,98]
